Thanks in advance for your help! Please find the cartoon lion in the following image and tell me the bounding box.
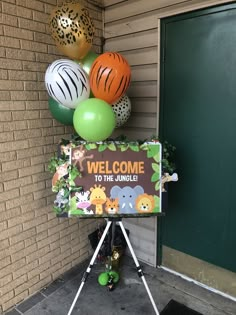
[135,194,155,214]
[105,198,119,215]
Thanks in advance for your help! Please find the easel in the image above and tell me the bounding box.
[67,218,160,315]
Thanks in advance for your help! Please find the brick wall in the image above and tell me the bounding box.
[0,0,104,312]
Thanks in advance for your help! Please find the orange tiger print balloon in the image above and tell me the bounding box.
[89,52,131,104]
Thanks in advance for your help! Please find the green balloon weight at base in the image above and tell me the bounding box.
[73,98,115,142]
[98,272,109,286]
[48,97,74,126]
[108,271,119,283]
[98,271,119,286]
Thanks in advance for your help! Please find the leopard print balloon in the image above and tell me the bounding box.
[112,94,132,128]
[49,2,95,60]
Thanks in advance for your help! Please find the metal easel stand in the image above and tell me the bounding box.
[67,218,160,315]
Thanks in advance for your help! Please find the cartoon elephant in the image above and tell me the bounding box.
[110,185,144,214]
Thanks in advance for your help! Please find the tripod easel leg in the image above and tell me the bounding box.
[118,221,160,315]
[67,220,112,315]
[67,219,159,315]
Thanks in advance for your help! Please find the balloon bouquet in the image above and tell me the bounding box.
[45,1,132,142]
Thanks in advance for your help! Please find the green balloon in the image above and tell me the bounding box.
[98,272,109,286]
[89,89,94,99]
[48,98,74,126]
[77,51,97,98]
[109,271,119,283]
[81,50,98,75]
[73,98,115,142]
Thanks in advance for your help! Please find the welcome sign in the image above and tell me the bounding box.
[52,141,162,218]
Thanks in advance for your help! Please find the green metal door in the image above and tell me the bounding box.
[160,3,236,272]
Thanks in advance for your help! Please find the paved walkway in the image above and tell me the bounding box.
[5,256,236,315]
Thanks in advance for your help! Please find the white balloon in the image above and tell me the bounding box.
[112,94,131,128]
[45,59,90,109]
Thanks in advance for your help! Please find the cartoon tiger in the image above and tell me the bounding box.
[105,197,119,215]
[89,52,131,104]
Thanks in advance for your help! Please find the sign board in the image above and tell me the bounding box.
[52,141,162,218]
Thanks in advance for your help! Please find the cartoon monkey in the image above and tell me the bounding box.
[72,145,93,172]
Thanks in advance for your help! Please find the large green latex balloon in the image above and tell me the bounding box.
[80,50,98,76]
[73,98,115,141]
[76,51,98,98]
[48,97,74,125]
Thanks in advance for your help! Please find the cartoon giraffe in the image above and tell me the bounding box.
[89,184,107,215]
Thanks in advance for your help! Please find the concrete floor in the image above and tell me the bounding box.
[5,256,236,315]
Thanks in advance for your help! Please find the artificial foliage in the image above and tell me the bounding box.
[161,140,177,174]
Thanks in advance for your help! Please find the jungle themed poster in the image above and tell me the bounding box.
[52,141,162,217]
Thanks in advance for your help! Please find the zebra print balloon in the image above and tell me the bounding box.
[45,59,90,109]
